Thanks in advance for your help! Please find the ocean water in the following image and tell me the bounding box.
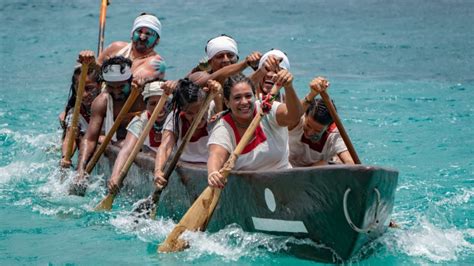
[1,0,473,264]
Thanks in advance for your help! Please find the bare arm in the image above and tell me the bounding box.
[76,95,107,174]
[107,131,139,194]
[207,144,230,188]
[338,150,355,164]
[274,70,304,128]
[153,129,176,189]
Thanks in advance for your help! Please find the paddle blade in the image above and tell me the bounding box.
[158,186,221,253]
[131,196,156,220]
[94,194,115,211]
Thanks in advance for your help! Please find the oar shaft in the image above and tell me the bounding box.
[97,0,108,56]
[85,87,141,174]
[152,91,216,203]
[117,93,169,184]
[320,91,361,164]
[64,63,89,161]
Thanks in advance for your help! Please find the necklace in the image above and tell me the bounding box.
[230,113,251,128]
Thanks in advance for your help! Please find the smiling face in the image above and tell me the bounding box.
[260,71,277,95]
[132,27,159,53]
[225,81,255,122]
[146,95,167,122]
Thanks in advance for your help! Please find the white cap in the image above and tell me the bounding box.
[258,49,290,71]
[206,35,238,59]
[102,64,132,82]
[142,81,164,100]
[131,14,162,37]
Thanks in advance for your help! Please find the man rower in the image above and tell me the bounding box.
[70,56,144,196]
[97,12,166,81]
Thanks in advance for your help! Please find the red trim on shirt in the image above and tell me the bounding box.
[222,106,267,155]
[179,112,208,143]
[147,112,162,147]
[300,123,337,152]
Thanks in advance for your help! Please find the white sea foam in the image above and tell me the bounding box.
[390,217,474,263]
[435,188,474,207]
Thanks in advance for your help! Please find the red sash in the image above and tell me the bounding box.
[222,107,267,155]
[300,123,337,152]
[147,112,162,147]
[179,112,208,143]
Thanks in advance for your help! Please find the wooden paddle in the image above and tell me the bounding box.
[97,0,109,56]
[158,85,281,253]
[95,89,169,211]
[320,91,361,164]
[62,62,90,167]
[131,89,217,218]
[85,84,141,174]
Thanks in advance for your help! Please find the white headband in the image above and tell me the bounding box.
[131,14,162,37]
[102,64,132,82]
[206,36,238,59]
[258,49,290,71]
[142,81,164,100]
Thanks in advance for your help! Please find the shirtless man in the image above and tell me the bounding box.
[97,12,165,81]
[70,56,144,196]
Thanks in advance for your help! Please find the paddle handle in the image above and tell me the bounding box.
[320,91,361,164]
[151,91,216,203]
[85,86,141,174]
[64,63,89,162]
[97,0,108,56]
[117,93,169,186]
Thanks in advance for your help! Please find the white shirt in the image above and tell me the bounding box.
[288,117,347,167]
[163,110,210,163]
[208,101,291,171]
[126,111,162,152]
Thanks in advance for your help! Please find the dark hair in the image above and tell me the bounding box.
[101,56,133,80]
[223,73,255,100]
[170,78,206,138]
[306,98,336,125]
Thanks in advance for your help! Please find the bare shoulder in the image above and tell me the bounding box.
[90,92,109,115]
[99,42,129,63]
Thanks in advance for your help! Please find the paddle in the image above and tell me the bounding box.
[97,0,109,56]
[131,88,218,218]
[158,85,281,253]
[62,61,90,167]
[319,91,361,164]
[95,87,169,211]
[85,84,141,174]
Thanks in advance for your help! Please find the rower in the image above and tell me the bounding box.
[187,35,261,112]
[107,81,174,195]
[251,49,290,102]
[288,77,355,166]
[153,79,221,190]
[59,52,101,168]
[70,56,143,195]
[207,73,303,188]
[97,12,166,82]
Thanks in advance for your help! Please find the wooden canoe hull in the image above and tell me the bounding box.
[102,145,398,263]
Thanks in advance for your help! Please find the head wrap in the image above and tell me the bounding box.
[142,81,164,100]
[206,35,238,60]
[131,14,162,37]
[102,64,132,82]
[258,49,290,71]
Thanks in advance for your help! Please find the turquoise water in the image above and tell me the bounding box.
[1,0,473,264]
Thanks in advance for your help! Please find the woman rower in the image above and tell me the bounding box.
[288,77,355,166]
[153,79,221,189]
[107,81,173,195]
[207,73,303,188]
[60,51,101,168]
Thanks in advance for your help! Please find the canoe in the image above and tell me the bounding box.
[101,144,398,263]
